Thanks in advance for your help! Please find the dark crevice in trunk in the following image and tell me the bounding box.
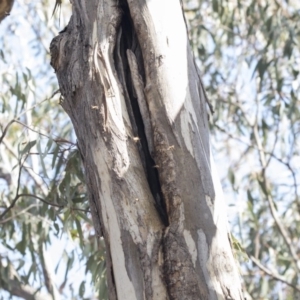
[114,1,169,226]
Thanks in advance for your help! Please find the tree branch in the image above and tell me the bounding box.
[1,280,53,300]
[250,256,300,293]
[253,123,300,272]
[214,123,299,204]
[18,194,64,208]
[0,259,53,300]
[39,243,61,300]
[0,90,61,145]
[0,204,40,224]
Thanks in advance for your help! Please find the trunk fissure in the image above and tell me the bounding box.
[114,3,169,226]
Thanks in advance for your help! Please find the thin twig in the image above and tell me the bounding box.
[0,204,40,224]
[214,123,299,196]
[14,193,89,212]
[0,155,26,219]
[18,194,64,208]
[0,120,14,144]
[253,123,300,272]
[14,120,75,145]
[250,255,300,293]
[3,140,49,195]
[265,119,280,169]
[215,122,300,270]
[0,90,60,145]
[39,243,61,300]
[0,192,89,220]
[15,89,60,120]
[1,99,75,166]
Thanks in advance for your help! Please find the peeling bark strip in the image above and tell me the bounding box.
[50,0,244,299]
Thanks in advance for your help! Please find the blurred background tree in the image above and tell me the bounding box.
[185,0,300,298]
[0,0,299,299]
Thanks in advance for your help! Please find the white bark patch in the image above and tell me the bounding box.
[93,151,137,300]
[208,153,244,299]
[147,232,168,299]
[180,108,194,157]
[123,208,143,245]
[145,0,188,122]
[208,234,239,300]
[210,148,229,227]
[183,229,197,267]
[178,202,186,231]
[92,21,97,46]
[197,230,209,271]
[151,262,167,299]
[146,231,155,257]
[205,195,214,215]
[187,82,201,130]
[197,230,219,299]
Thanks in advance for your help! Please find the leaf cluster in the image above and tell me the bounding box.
[185,0,300,297]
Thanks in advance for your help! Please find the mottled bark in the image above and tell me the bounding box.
[50,0,244,299]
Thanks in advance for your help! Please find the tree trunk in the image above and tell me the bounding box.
[50,0,244,299]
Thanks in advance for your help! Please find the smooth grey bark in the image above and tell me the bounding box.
[50,0,244,299]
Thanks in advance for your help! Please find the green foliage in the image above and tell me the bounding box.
[186,0,300,298]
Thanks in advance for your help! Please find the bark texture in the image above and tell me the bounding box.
[50,0,244,299]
